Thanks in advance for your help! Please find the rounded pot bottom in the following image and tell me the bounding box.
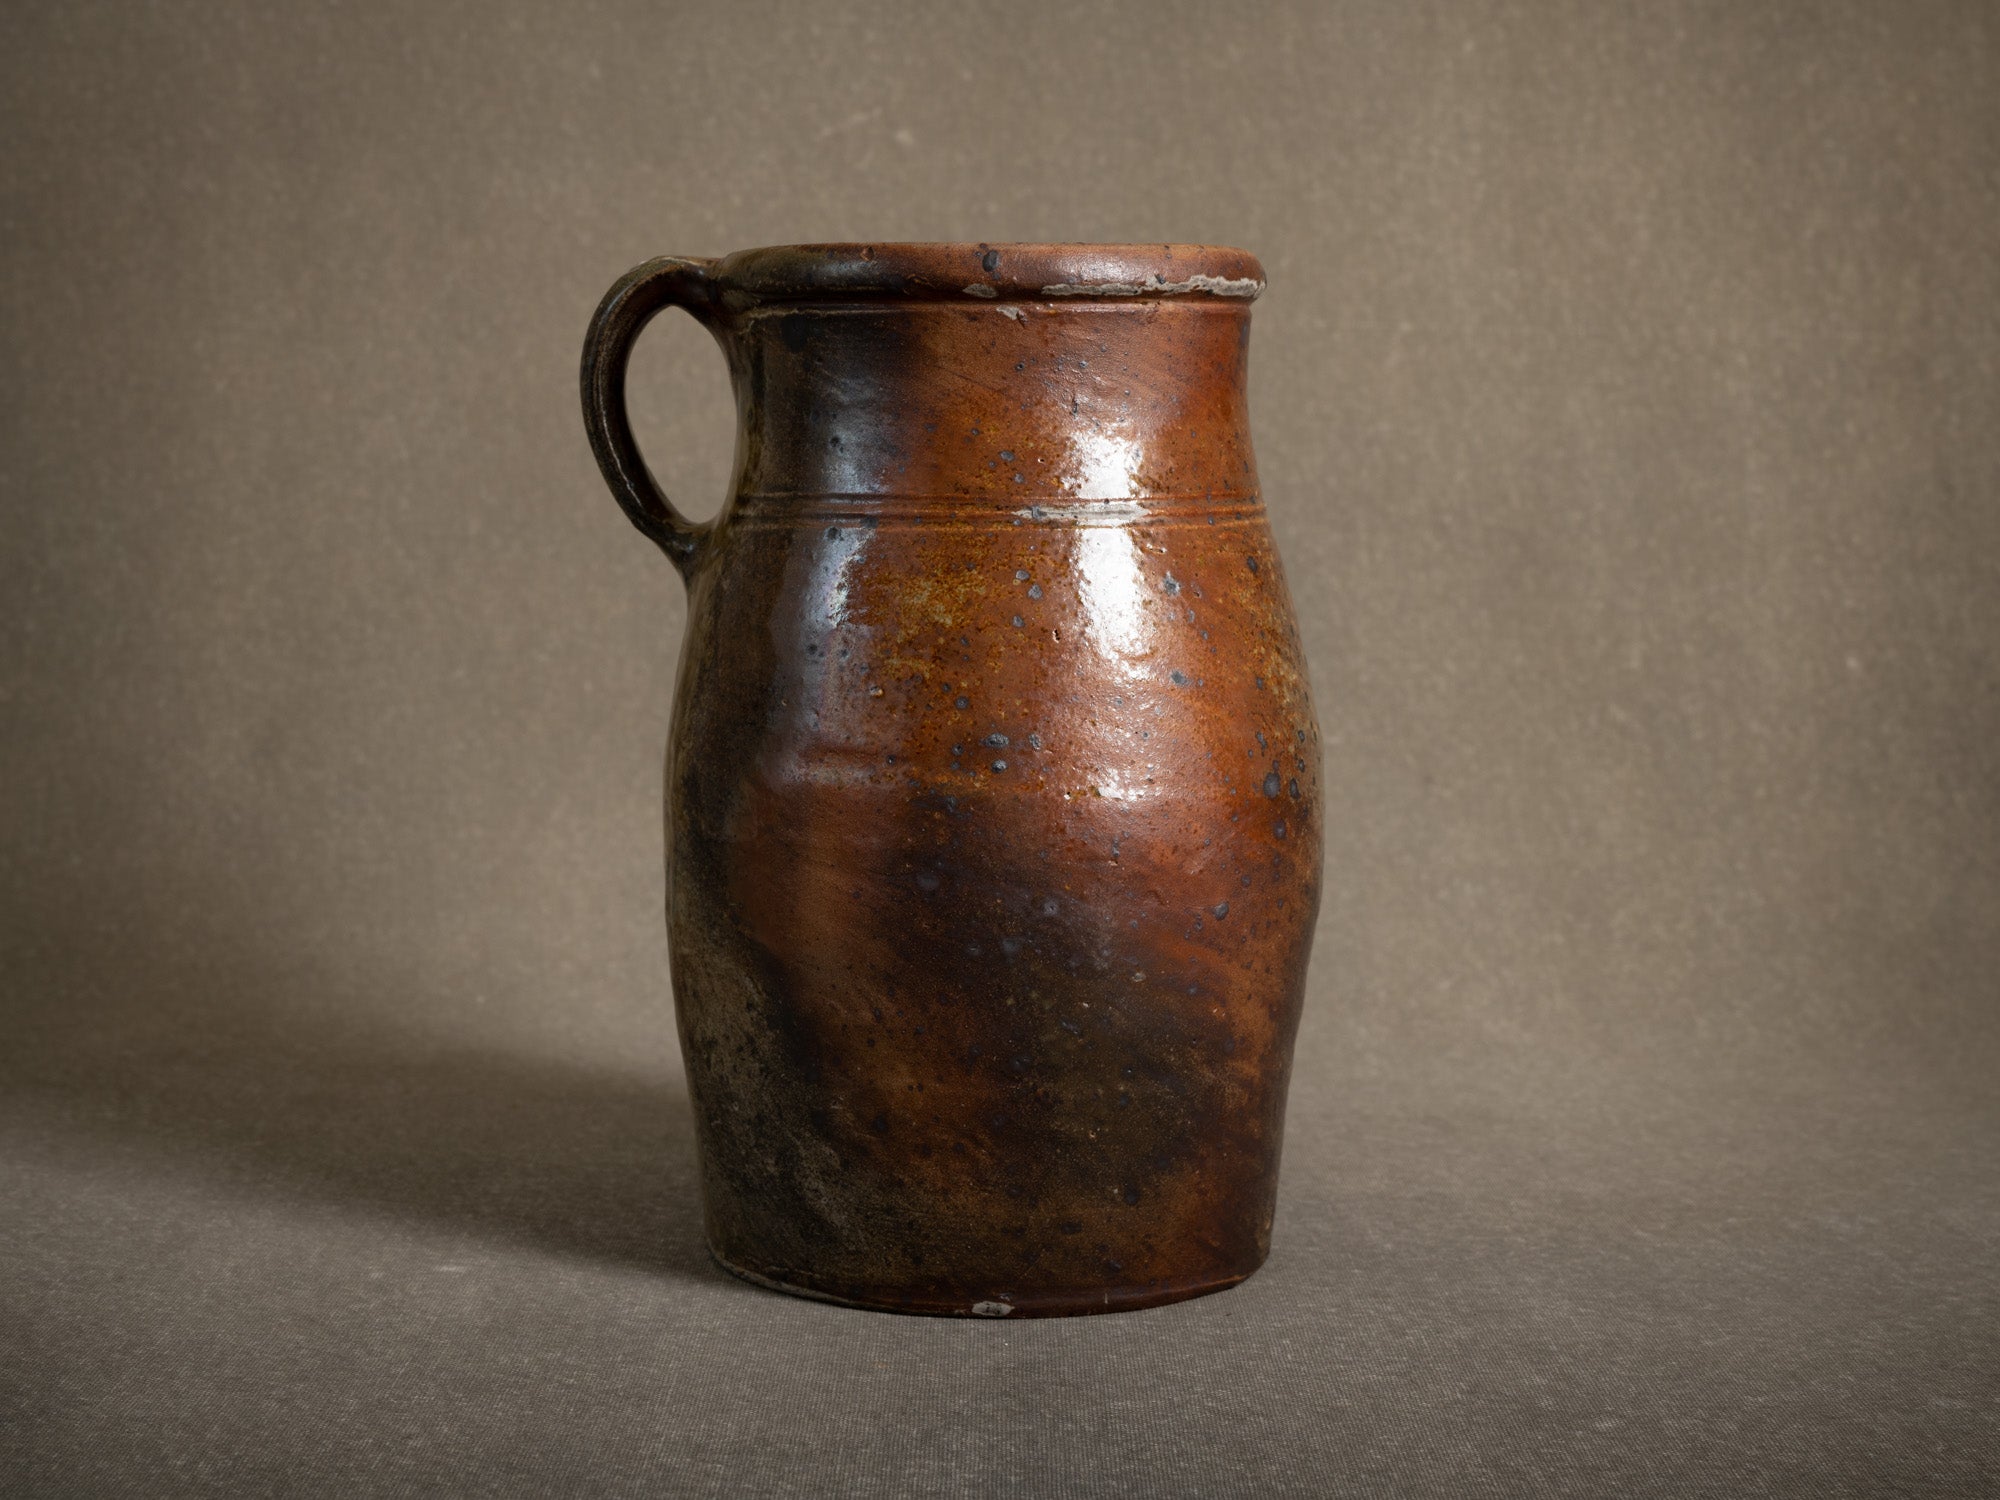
[708,1244,1260,1318]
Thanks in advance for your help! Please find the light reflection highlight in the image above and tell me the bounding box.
[1063,429,1143,501]
[1074,525,1152,667]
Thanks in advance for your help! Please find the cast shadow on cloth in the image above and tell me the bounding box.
[5,926,714,1281]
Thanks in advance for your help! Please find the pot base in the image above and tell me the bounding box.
[708,1244,1258,1319]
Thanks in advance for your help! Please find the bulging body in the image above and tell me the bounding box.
[584,245,1321,1316]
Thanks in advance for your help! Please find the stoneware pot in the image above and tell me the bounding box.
[581,243,1321,1317]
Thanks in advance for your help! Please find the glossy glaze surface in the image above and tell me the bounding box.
[583,244,1321,1316]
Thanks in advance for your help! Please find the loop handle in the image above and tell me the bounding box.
[580,256,721,576]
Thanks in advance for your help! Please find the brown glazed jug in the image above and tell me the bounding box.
[582,244,1320,1316]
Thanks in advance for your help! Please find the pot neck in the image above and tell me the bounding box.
[717,298,1259,504]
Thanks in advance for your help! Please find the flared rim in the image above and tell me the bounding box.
[707,242,1265,304]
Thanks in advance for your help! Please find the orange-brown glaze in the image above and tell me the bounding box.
[584,244,1320,1316]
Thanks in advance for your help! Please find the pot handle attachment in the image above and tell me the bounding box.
[580,256,722,578]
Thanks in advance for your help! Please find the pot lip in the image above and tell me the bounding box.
[706,243,1265,305]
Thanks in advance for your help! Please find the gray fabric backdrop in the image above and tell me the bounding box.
[4,1,1996,1494]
